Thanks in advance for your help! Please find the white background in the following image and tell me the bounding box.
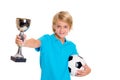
[0,0,120,80]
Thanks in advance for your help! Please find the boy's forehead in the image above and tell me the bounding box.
[56,20,69,26]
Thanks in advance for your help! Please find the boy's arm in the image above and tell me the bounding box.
[23,38,40,48]
[76,64,91,77]
[16,35,41,48]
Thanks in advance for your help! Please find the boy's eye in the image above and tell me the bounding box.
[57,25,61,28]
[64,26,68,28]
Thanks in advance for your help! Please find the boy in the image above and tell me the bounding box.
[16,11,91,80]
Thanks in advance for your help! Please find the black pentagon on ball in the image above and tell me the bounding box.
[68,67,71,72]
[75,62,82,68]
[68,56,73,61]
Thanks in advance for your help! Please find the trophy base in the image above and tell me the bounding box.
[11,56,26,62]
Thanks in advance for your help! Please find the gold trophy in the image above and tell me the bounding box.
[11,18,31,62]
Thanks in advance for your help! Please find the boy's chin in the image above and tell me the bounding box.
[58,35,66,38]
[55,33,66,38]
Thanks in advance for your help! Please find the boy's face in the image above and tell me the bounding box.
[53,20,70,39]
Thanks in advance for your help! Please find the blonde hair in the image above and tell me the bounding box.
[52,11,73,32]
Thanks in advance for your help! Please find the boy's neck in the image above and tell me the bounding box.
[54,34,65,44]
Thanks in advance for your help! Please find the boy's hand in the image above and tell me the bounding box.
[76,64,91,77]
[15,34,26,46]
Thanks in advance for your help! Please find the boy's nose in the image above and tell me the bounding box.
[60,27,64,31]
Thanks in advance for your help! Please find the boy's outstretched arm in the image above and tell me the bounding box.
[15,35,40,48]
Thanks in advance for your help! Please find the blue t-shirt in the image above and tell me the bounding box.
[35,34,78,80]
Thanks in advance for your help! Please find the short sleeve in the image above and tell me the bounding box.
[69,42,78,55]
[35,34,49,52]
[70,43,78,55]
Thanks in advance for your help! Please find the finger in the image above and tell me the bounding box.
[24,34,27,39]
[16,35,20,38]
[76,70,83,75]
[76,71,86,77]
[76,72,84,77]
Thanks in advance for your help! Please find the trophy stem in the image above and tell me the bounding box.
[15,46,24,58]
[18,46,23,57]
[14,31,24,57]
[19,32,24,41]
[11,45,26,62]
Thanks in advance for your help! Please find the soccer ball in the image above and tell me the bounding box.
[68,54,86,76]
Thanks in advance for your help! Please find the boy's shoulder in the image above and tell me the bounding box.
[42,34,50,37]
[66,39,76,46]
[40,34,55,41]
[40,34,51,38]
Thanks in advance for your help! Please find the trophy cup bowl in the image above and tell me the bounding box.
[11,18,31,62]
